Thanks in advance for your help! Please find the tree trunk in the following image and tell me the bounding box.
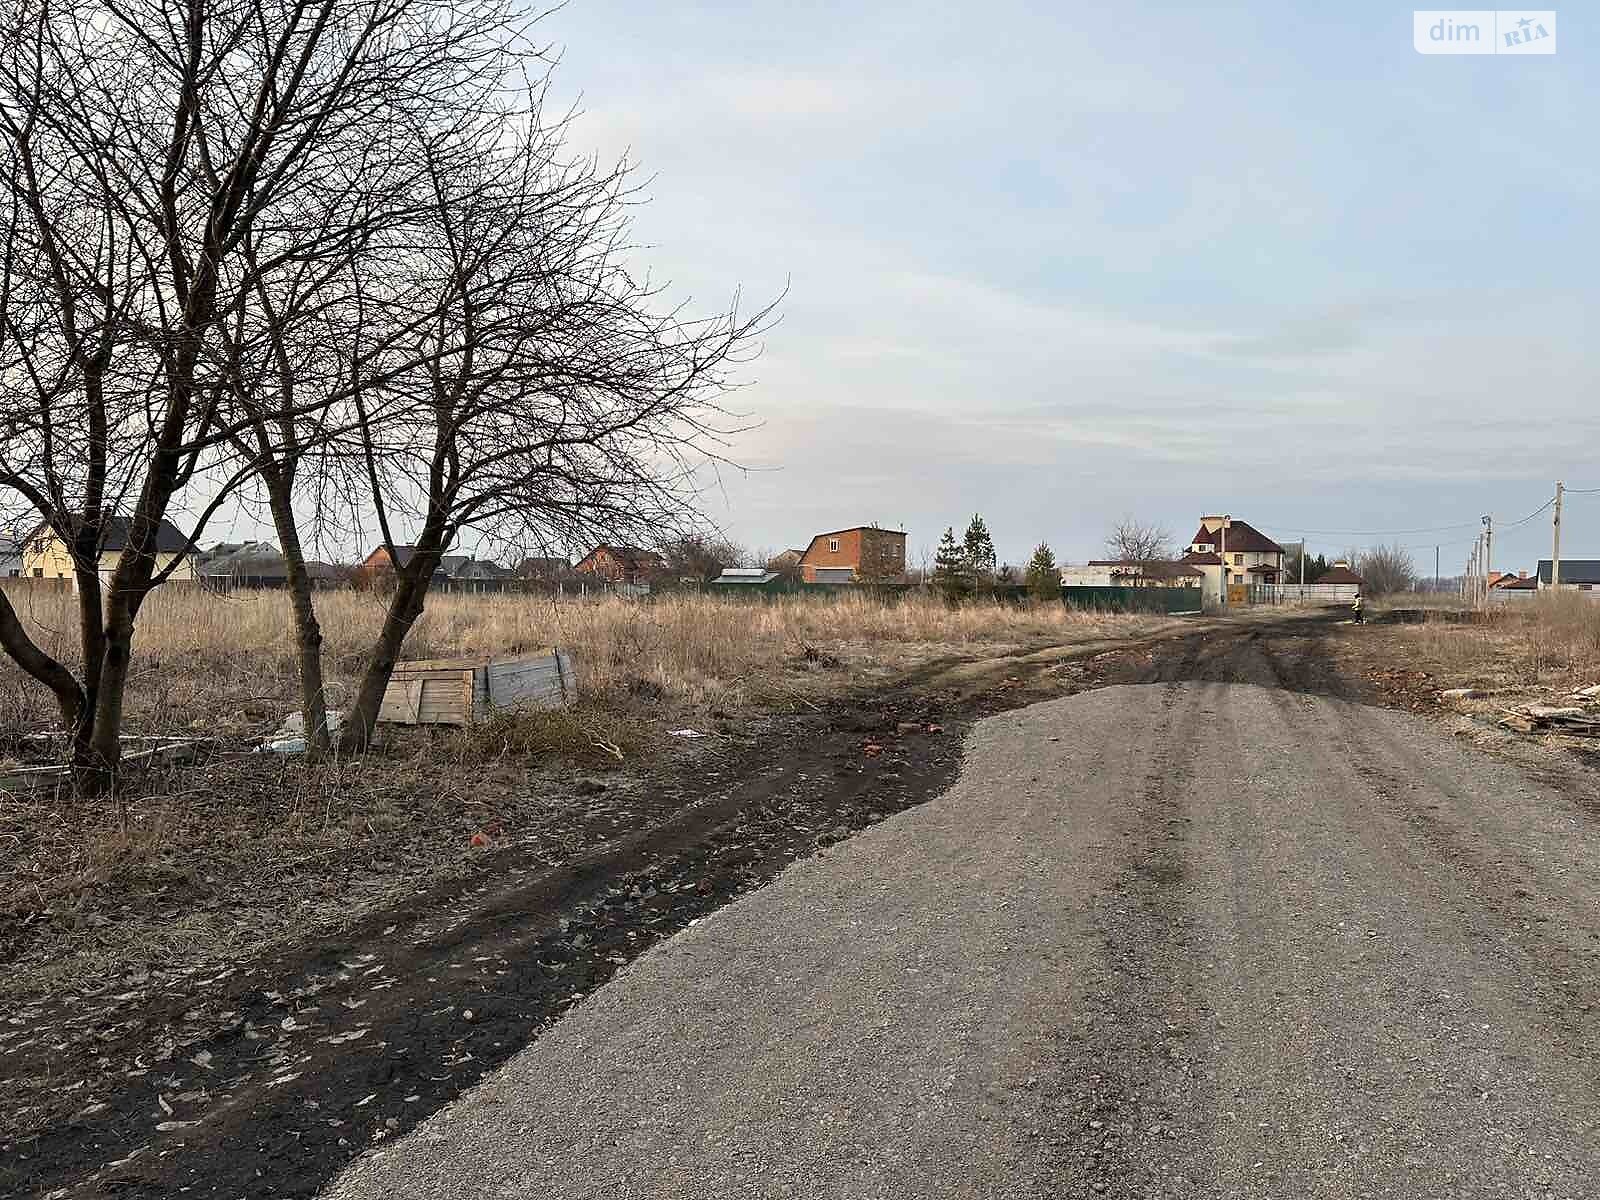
[340,552,441,753]
[262,472,333,756]
[79,582,139,792]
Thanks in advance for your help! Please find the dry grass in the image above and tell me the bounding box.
[0,582,1165,733]
[1390,591,1600,692]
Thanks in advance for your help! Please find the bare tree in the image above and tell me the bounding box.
[320,110,773,752]
[0,0,537,787]
[1357,543,1416,598]
[1105,517,1174,565]
[660,533,745,584]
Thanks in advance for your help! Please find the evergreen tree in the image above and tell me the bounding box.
[1025,541,1061,601]
[963,514,997,594]
[932,526,971,602]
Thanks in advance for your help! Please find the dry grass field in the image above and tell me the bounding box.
[1383,591,1600,692]
[0,583,1175,995]
[0,582,1168,736]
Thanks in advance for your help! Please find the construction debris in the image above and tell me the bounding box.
[1497,703,1600,737]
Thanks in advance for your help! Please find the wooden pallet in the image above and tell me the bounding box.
[377,649,574,727]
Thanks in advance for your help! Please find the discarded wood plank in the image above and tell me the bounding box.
[378,649,575,727]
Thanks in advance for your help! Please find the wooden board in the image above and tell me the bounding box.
[378,650,573,726]
[485,652,572,712]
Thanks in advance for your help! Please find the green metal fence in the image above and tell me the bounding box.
[1060,586,1202,615]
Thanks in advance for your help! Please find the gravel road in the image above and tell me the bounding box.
[325,671,1600,1199]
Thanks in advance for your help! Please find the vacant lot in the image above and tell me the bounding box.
[0,585,1176,1003]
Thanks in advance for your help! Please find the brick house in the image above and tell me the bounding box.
[797,526,907,583]
[574,544,667,586]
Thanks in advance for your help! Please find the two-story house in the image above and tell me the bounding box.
[1182,516,1284,604]
[797,526,907,583]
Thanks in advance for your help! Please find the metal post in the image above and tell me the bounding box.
[1218,514,1230,609]
[1553,481,1564,589]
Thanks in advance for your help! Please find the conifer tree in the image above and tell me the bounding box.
[933,526,971,602]
[1025,542,1061,601]
[963,514,997,594]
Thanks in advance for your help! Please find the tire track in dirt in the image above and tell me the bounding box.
[1028,670,1220,1197]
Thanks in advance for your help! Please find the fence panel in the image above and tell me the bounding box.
[1061,586,1201,615]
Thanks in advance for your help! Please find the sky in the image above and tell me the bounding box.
[528,1,1598,575]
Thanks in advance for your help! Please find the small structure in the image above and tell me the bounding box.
[378,650,574,727]
[1311,562,1365,603]
[797,525,907,583]
[708,567,784,592]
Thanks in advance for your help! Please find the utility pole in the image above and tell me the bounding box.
[1218,514,1230,609]
[1435,545,1439,596]
[1553,481,1564,589]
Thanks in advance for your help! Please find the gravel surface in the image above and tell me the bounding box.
[325,678,1600,1199]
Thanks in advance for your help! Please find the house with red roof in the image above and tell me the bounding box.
[1182,516,1285,606]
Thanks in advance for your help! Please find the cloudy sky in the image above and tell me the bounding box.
[533,1,1596,574]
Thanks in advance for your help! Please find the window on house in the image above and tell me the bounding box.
[1232,553,1243,565]
[828,538,839,553]
[32,568,42,578]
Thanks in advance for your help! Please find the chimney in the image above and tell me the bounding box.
[1519,570,1528,579]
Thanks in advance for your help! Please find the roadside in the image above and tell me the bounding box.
[3,605,1226,1200]
[322,617,1600,1199]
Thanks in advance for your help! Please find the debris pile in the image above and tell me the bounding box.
[1497,693,1600,737]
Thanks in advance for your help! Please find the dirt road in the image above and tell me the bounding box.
[325,622,1600,1199]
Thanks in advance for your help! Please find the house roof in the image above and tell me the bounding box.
[518,556,571,574]
[1181,551,1224,566]
[1538,560,1600,585]
[1316,565,1365,584]
[1496,574,1538,590]
[711,568,781,585]
[805,526,906,542]
[1188,520,1283,556]
[30,516,189,554]
[580,545,665,569]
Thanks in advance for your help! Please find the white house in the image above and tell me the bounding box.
[0,530,22,578]
[1182,516,1285,606]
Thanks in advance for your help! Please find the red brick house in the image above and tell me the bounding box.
[797,526,907,583]
[574,544,666,585]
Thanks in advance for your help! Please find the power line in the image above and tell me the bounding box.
[1284,519,1484,537]
[1498,497,1556,530]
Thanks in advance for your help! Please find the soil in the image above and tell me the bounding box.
[0,608,1484,1200]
